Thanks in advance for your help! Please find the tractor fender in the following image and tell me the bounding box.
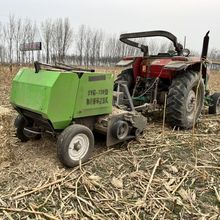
[164,59,202,72]
[116,57,134,67]
[165,59,210,82]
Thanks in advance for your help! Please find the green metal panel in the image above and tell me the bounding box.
[73,72,114,118]
[46,73,79,128]
[11,68,57,114]
[10,68,79,129]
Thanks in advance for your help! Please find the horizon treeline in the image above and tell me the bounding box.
[0,15,220,68]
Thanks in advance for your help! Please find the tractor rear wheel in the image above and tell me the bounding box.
[57,124,94,168]
[114,68,134,93]
[166,71,205,129]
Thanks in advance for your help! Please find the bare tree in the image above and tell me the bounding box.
[84,27,92,67]
[95,30,104,65]
[14,18,22,63]
[51,18,63,62]
[0,26,6,64]
[0,22,3,63]
[0,21,2,45]
[20,19,32,64]
[89,30,104,66]
[209,48,220,70]
[62,18,73,61]
[76,25,86,66]
[209,48,219,61]
[52,18,73,62]
[41,19,53,63]
[90,30,98,66]
[29,22,37,63]
[104,35,120,65]
[4,15,16,71]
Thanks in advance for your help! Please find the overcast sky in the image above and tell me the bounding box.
[0,0,220,53]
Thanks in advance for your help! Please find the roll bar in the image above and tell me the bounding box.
[119,30,183,55]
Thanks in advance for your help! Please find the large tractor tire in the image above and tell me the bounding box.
[166,70,205,129]
[57,124,94,168]
[114,68,134,93]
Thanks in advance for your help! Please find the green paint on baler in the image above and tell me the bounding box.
[73,73,114,118]
[10,68,114,130]
[10,68,79,129]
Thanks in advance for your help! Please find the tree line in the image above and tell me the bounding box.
[0,15,143,67]
[0,15,219,68]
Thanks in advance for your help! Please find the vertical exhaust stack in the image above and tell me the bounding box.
[201,31,210,59]
[201,31,210,86]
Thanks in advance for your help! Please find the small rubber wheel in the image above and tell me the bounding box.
[15,115,30,142]
[112,120,129,140]
[57,124,94,168]
[208,92,220,114]
[15,115,41,142]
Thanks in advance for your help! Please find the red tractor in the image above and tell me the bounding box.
[114,30,220,129]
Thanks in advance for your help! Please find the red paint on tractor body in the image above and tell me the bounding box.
[147,59,173,79]
[131,57,174,80]
[124,56,202,80]
[132,57,143,80]
[121,55,203,81]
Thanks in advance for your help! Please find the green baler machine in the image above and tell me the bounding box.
[11,63,147,167]
[11,68,113,129]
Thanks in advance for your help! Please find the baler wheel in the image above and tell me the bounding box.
[208,92,220,114]
[166,70,205,129]
[57,124,94,168]
[15,115,41,142]
[112,120,129,140]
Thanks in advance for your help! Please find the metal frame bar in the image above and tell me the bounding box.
[120,30,183,55]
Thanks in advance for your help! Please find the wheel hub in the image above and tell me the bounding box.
[73,141,81,151]
[68,133,89,161]
[186,90,196,113]
[117,122,129,140]
[118,125,126,136]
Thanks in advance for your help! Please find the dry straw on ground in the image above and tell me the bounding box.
[0,66,219,219]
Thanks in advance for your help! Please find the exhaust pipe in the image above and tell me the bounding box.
[201,31,210,87]
[201,31,210,59]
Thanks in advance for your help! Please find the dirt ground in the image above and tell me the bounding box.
[0,65,219,219]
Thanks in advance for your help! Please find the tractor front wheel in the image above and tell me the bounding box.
[114,68,134,93]
[208,92,220,114]
[57,124,94,168]
[166,71,205,129]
